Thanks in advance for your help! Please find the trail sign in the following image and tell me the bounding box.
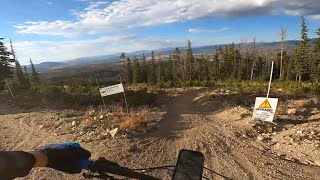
[252,97,278,122]
[259,100,271,108]
[100,83,124,97]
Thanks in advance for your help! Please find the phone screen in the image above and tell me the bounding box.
[172,149,204,180]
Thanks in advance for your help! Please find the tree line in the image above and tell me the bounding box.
[122,16,320,87]
[1,16,319,93]
[0,38,40,91]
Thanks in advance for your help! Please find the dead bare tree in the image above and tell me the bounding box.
[280,27,287,80]
[250,37,256,81]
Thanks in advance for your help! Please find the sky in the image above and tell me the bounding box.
[1,0,320,65]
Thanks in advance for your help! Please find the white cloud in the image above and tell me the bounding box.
[309,15,320,20]
[12,35,185,64]
[15,0,320,36]
[85,1,109,11]
[188,27,230,33]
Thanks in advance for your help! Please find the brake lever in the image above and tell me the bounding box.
[79,157,120,170]
[82,157,123,180]
[81,157,161,180]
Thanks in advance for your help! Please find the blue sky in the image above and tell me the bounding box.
[1,0,320,64]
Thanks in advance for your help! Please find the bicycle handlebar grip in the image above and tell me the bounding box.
[78,159,92,170]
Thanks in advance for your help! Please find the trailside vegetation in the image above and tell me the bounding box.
[0,16,319,109]
[122,16,320,87]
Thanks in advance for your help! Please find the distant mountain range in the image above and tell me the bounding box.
[33,38,317,72]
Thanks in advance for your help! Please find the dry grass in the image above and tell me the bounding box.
[80,105,153,130]
[120,114,145,129]
[59,110,83,118]
[108,104,125,114]
[119,107,151,130]
[84,106,97,117]
[81,118,98,127]
[293,100,310,108]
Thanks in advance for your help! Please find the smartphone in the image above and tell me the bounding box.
[172,149,204,180]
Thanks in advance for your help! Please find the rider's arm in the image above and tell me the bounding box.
[0,151,44,179]
[28,150,48,167]
[0,142,90,180]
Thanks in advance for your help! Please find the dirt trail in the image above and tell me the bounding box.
[154,88,206,138]
[0,89,320,179]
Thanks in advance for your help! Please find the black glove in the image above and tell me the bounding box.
[35,142,91,174]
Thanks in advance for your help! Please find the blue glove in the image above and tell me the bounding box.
[35,142,91,174]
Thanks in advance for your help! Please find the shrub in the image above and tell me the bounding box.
[313,84,320,95]
[119,108,150,129]
[125,89,156,107]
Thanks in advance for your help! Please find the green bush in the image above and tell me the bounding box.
[125,89,156,107]
[313,84,320,95]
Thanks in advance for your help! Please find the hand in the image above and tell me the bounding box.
[35,142,91,174]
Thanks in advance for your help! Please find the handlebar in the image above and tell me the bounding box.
[79,158,230,180]
[80,158,160,180]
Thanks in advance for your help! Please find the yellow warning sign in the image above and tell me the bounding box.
[259,100,271,109]
[253,97,278,122]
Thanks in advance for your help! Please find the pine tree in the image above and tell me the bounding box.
[24,66,31,89]
[120,52,126,60]
[286,52,296,81]
[311,28,320,82]
[293,45,302,82]
[198,55,209,81]
[224,43,235,79]
[14,60,28,89]
[250,37,257,81]
[120,52,126,81]
[279,28,287,80]
[141,53,148,83]
[164,54,174,82]
[314,28,320,53]
[148,51,156,84]
[210,48,220,80]
[156,58,164,86]
[0,38,14,91]
[172,48,181,83]
[234,49,243,80]
[296,16,309,82]
[280,51,291,80]
[310,55,320,82]
[10,39,16,61]
[132,57,142,83]
[30,59,40,86]
[125,57,133,84]
[185,40,195,82]
[10,40,29,89]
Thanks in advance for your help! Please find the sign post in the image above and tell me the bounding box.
[119,75,129,114]
[252,61,278,122]
[267,61,274,98]
[99,83,124,96]
[95,74,107,112]
[99,80,128,114]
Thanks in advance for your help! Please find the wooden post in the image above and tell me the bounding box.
[95,74,107,112]
[119,75,129,114]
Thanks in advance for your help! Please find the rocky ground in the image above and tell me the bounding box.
[0,88,320,180]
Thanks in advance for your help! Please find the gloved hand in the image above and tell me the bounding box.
[35,142,91,174]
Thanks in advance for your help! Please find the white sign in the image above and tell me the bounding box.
[252,97,278,122]
[100,83,124,97]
